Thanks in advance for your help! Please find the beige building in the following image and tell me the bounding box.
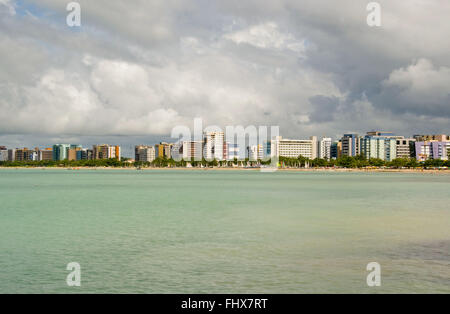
[271,136,318,159]
[396,138,415,159]
[39,148,53,161]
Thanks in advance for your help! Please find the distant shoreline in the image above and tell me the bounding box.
[1,166,449,174]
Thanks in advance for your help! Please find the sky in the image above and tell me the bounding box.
[1,0,450,157]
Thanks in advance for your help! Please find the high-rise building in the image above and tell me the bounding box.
[138,146,156,162]
[155,142,173,159]
[171,141,203,161]
[53,144,82,161]
[93,144,121,160]
[0,148,8,161]
[53,144,71,161]
[15,148,30,161]
[155,143,165,158]
[360,133,398,161]
[7,149,16,161]
[203,131,224,161]
[248,146,256,161]
[271,136,318,159]
[396,138,416,159]
[361,132,406,161]
[28,151,38,161]
[318,138,332,160]
[415,141,450,161]
[67,149,78,161]
[341,134,360,157]
[330,141,342,159]
[247,144,264,161]
[76,149,83,161]
[39,148,53,161]
[135,145,146,161]
[135,145,155,161]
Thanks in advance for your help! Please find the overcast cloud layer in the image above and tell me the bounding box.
[1,0,450,153]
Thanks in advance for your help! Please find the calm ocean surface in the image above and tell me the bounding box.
[0,169,449,293]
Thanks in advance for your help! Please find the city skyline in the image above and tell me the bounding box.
[1,130,449,161]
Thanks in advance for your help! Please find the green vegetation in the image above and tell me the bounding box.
[1,155,449,169]
[0,158,129,168]
[278,155,450,169]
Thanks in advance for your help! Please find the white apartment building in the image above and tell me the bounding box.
[203,131,224,161]
[318,137,332,160]
[271,136,318,159]
[0,149,8,161]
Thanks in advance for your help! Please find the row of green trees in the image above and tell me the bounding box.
[278,155,450,169]
[0,158,129,168]
[1,155,449,169]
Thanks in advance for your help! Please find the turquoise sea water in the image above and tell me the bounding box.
[0,169,449,293]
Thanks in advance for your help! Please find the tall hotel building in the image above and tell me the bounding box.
[93,144,121,160]
[360,132,400,161]
[330,141,342,159]
[318,138,332,160]
[53,144,71,161]
[271,136,318,159]
[136,146,156,162]
[203,131,224,161]
[155,142,173,159]
[341,134,360,157]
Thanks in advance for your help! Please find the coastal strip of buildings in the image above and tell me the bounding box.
[135,131,450,163]
[0,144,121,162]
[1,131,449,163]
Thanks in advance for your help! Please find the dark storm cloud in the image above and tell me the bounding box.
[0,0,449,148]
[308,95,340,123]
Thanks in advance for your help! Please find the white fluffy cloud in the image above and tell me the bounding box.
[380,59,450,116]
[224,22,306,54]
[384,59,450,100]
